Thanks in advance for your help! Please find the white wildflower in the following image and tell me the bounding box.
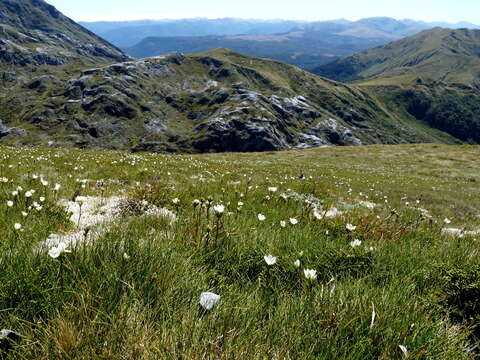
[213,204,225,215]
[304,269,317,280]
[350,239,362,248]
[48,242,71,259]
[399,345,409,357]
[258,214,266,221]
[346,223,357,231]
[264,254,277,265]
[48,247,61,259]
[199,292,221,310]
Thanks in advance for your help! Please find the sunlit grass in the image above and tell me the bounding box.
[0,143,479,359]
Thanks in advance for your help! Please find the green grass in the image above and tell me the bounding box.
[313,28,480,86]
[2,47,464,153]
[0,143,480,359]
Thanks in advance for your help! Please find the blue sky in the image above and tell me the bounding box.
[45,0,479,23]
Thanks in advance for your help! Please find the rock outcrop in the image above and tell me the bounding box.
[0,1,465,152]
[0,0,129,68]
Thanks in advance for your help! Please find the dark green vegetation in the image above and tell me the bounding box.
[313,28,480,145]
[1,143,479,359]
[430,263,480,339]
[388,89,480,143]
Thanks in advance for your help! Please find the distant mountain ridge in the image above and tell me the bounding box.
[312,27,480,85]
[81,17,480,48]
[109,17,480,70]
[80,18,308,48]
[124,33,383,70]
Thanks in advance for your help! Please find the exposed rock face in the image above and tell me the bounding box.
[0,0,129,68]
[0,120,27,139]
[0,47,459,152]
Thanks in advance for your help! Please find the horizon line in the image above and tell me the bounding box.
[75,15,479,26]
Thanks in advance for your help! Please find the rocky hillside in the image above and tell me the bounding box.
[0,0,129,68]
[0,1,468,152]
[2,48,460,152]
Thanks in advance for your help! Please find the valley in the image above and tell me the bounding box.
[1,1,478,152]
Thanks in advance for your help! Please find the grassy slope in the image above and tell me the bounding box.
[0,143,479,359]
[310,28,480,144]
[312,28,480,86]
[205,49,462,145]
[0,48,462,152]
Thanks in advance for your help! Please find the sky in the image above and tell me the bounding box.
[45,0,479,24]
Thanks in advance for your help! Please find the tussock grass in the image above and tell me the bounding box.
[0,144,479,359]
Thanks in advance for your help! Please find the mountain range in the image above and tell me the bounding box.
[0,0,479,152]
[81,17,480,48]
[82,17,480,70]
[80,19,308,48]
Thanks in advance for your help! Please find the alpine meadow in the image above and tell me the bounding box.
[1,0,480,359]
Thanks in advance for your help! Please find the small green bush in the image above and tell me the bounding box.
[430,263,480,336]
